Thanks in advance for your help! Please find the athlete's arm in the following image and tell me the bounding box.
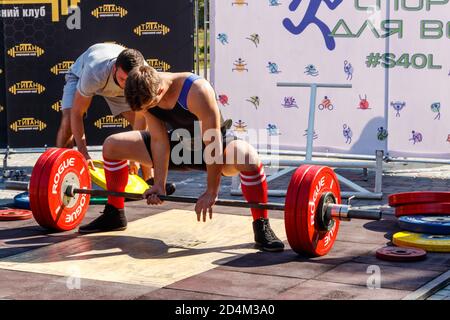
[142,111,170,192]
[71,90,93,165]
[188,80,224,221]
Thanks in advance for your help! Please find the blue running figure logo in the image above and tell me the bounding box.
[217,33,229,45]
[283,0,344,51]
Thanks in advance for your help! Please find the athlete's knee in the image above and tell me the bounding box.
[103,134,123,158]
[225,140,259,166]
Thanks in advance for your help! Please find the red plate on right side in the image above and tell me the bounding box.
[395,203,450,217]
[284,165,313,252]
[389,192,450,207]
[376,246,427,262]
[295,166,341,257]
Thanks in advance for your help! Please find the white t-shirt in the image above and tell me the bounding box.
[70,43,125,98]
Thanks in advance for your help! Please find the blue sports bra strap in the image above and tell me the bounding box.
[178,74,201,110]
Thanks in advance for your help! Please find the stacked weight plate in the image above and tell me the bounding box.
[90,160,149,196]
[389,192,450,253]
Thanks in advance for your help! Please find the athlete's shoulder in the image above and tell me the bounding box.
[86,42,126,54]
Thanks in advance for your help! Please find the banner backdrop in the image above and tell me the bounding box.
[387,4,449,158]
[1,0,194,148]
[211,0,449,159]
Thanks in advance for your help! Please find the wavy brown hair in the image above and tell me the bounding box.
[115,49,145,73]
[125,65,161,111]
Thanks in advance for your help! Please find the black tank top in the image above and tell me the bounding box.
[148,74,229,137]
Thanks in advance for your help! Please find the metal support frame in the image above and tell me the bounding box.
[231,151,384,199]
[0,145,103,174]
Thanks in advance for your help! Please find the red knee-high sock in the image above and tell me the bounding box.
[240,163,268,221]
[103,157,128,209]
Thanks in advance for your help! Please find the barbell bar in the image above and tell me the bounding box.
[7,148,383,257]
[65,185,382,221]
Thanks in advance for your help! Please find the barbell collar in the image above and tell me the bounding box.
[327,204,381,221]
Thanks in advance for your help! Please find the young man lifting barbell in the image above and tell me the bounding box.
[78,65,285,252]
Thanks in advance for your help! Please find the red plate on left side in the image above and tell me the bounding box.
[39,149,91,231]
[0,208,33,221]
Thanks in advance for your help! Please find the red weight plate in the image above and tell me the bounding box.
[395,203,450,217]
[389,192,450,207]
[0,208,33,221]
[39,149,75,228]
[39,149,91,231]
[296,166,341,256]
[296,166,323,255]
[375,246,427,262]
[35,148,72,228]
[284,165,313,252]
[29,148,64,228]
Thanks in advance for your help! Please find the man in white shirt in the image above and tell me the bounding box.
[56,43,175,194]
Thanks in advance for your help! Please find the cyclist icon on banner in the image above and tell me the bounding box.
[318,96,334,111]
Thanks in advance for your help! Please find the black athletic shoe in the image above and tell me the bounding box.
[78,204,127,234]
[252,218,285,252]
[146,178,176,196]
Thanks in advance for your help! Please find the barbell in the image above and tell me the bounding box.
[8,148,382,257]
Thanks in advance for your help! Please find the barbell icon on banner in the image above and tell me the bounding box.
[7,148,382,257]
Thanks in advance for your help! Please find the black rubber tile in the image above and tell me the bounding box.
[315,262,443,291]
[0,269,157,300]
[353,250,450,272]
[273,279,411,300]
[283,241,380,266]
[217,250,335,279]
[136,288,249,300]
[167,269,304,299]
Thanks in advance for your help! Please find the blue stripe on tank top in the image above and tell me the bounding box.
[177,74,201,110]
